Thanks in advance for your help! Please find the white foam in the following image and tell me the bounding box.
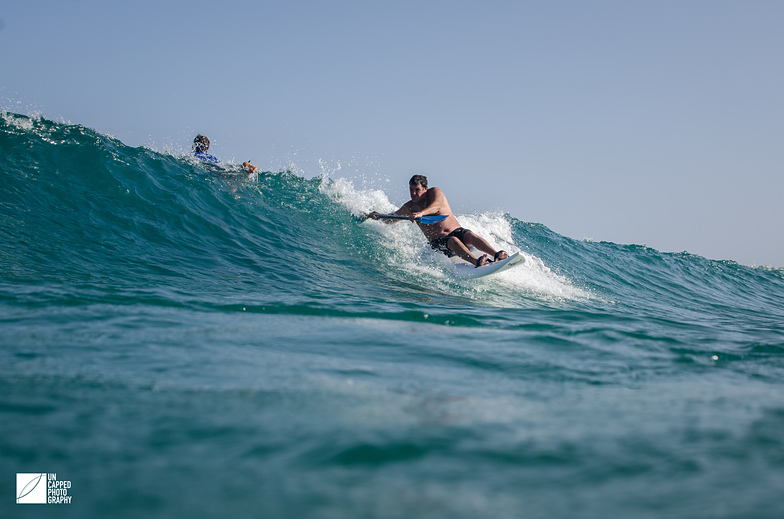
[318,175,397,217]
[1,110,35,131]
[452,214,589,302]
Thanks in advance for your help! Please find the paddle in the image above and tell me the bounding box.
[368,214,449,225]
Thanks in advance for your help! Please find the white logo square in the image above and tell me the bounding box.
[17,473,47,504]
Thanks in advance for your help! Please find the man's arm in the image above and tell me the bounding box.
[393,202,413,216]
[368,202,412,222]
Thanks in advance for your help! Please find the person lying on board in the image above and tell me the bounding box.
[368,175,508,267]
[192,134,258,176]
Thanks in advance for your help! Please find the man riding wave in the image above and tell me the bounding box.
[368,175,508,267]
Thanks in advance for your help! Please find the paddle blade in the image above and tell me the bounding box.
[416,215,448,225]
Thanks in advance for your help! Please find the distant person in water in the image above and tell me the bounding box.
[192,134,258,175]
[192,134,219,164]
[368,175,508,267]
[241,161,258,175]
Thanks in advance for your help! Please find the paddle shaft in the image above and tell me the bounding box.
[370,214,448,225]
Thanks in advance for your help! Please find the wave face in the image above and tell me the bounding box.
[2,112,784,518]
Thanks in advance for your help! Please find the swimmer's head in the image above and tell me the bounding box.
[193,134,210,153]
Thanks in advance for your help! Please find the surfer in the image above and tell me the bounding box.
[368,175,508,267]
[192,134,258,176]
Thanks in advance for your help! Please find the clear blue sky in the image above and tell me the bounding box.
[2,1,782,267]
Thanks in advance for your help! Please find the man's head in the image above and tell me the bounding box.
[409,175,427,189]
[193,134,210,153]
[409,174,428,202]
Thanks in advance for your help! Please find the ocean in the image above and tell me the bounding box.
[2,111,783,518]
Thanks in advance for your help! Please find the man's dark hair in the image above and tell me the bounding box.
[193,134,210,153]
[409,175,428,188]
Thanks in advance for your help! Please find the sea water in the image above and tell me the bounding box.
[2,112,783,518]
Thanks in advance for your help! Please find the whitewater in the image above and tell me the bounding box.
[2,112,783,518]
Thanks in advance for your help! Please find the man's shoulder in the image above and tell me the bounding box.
[428,186,446,198]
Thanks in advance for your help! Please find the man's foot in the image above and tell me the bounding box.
[494,250,509,262]
[475,253,490,267]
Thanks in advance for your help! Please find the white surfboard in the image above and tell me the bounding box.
[452,252,525,279]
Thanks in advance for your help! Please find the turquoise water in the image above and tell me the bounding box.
[2,112,783,518]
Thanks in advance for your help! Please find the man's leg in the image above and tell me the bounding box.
[461,232,509,261]
[446,237,489,266]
